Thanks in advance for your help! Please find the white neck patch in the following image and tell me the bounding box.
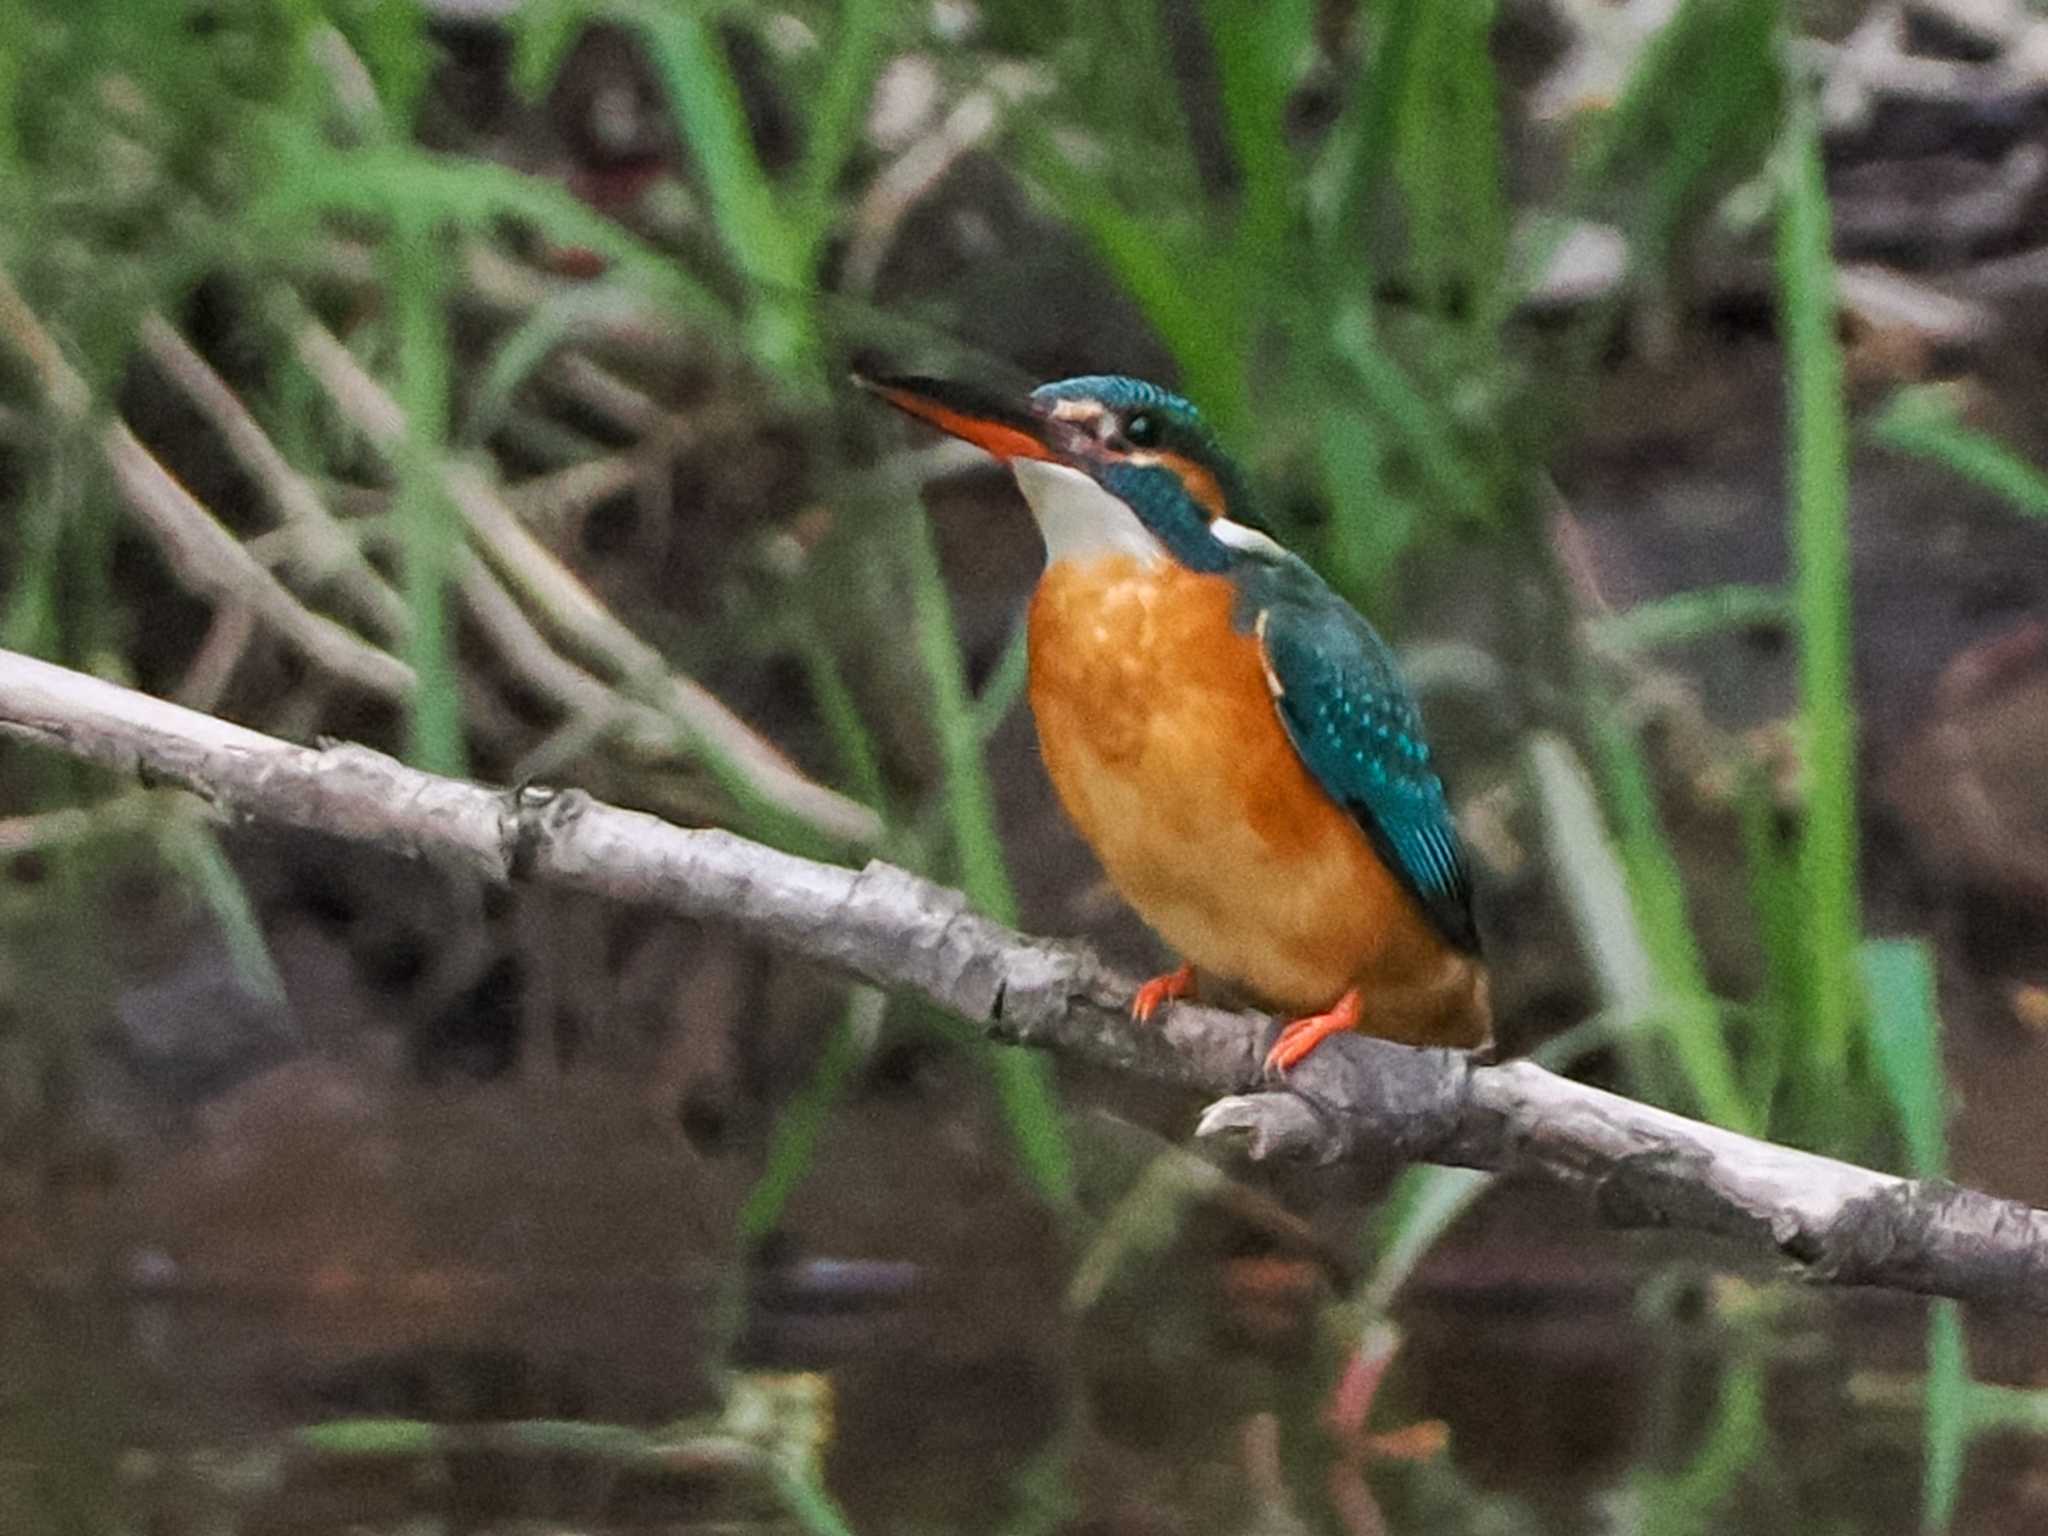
[1208,516,1286,560]
[1011,458,1170,567]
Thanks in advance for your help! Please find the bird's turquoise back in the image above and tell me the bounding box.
[1236,555,1479,954]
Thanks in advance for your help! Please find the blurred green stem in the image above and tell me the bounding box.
[1871,383,2048,520]
[1327,0,1425,283]
[738,988,881,1243]
[1775,90,1861,1091]
[1582,709,1753,1132]
[901,502,1075,1212]
[638,9,818,379]
[790,610,888,814]
[793,0,891,228]
[387,210,465,778]
[904,511,1015,925]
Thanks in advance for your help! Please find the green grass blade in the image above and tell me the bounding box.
[1775,89,1861,1090]
[1733,769,1800,1117]
[1871,384,2048,520]
[1362,1165,1491,1314]
[790,611,889,814]
[1588,584,1791,654]
[740,988,880,1241]
[341,0,431,135]
[297,1418,442,1457]
[712,989,874,1371]
[904,507,1019,927]
[631,7,817,375]
[507,0,588,100]
[1069,1145,1235,1312]
[1391,0,1506,319]
[1923,1299,1969,1532]
[0,2,22,172]
[996,1405,1082,1536]
[1574,0,1779,276]
[1855,935,1964,1531]
[387,209,466,778]
[769,1463,861,1536]
[1316,403,1419,605]
[251,140,734,334]
[1953,1378,2048,1434]
[1024,137,1244,434]
[158,819,290,1009]
[1199,0,1308,277]
[1634,1356,1767,1535]
[901,502,1074,1210]
[1585,709,1753,1131]
[1358,1013,1629,1314]
[1858,937,1947,1180]
[1,439,76,659]
[465,280,655,446]
[793,0,893,227]
[973,625,1031,743]
[1318,0,1425,283]
[1329,302,1493,521]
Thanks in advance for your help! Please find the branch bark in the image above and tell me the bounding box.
[4,647,2046,1312]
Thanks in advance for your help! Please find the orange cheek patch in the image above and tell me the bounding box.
[1157,452,1228,520]
[870,386,1055,462]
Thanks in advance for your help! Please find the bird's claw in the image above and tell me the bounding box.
[1132,963,1197,1024]
[1262,988,1364,1075]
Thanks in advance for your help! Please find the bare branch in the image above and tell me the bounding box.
[3,646,2045,1313]
[0,272,414,702]
[278,295,882,849]
[103,424,417,700]
[138,313,413,645]
[174,600,258,713]
[843,64,1051,295]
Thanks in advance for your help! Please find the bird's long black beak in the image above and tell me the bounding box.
[852,371,1068,463]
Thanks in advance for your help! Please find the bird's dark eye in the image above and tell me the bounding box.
[1123,412,1159,447]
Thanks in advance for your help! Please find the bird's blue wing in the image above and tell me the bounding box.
[1247,567,1479,954]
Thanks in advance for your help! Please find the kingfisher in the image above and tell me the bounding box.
[857,370,1491,1072]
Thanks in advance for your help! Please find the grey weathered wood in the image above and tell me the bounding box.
[4,646,2047,1312]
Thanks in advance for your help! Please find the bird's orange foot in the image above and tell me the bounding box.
[1132,963,1197,1024]
[1264,988,1364,1074]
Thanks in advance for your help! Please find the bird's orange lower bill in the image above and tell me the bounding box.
[854,374,1057,463]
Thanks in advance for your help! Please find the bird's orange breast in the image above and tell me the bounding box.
[1026,555,1485,1047]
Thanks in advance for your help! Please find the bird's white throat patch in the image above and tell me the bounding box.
[1011,459,1170,567]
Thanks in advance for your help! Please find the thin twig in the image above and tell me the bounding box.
[4,646,2046,1313]
[458,244,713,383]
[281,295,881,848]
[138,313,412,644]
[101,425,417,699]
[541,352,670,437]
[174,600,257,713]
[842,64,1050,295]
[0,272,413,702]
[503,451,646,537]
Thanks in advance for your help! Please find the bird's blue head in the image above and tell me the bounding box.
[857,370,1275,574]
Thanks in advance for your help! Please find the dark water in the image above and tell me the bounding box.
[5,1173,2037,1536]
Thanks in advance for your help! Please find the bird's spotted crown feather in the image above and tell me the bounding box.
[1031,374,1198,416]
[1030,374,1266,551]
